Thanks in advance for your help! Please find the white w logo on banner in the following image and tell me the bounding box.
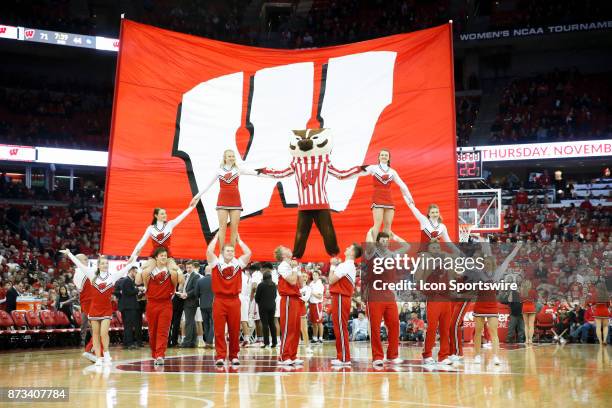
[173,51,396,234]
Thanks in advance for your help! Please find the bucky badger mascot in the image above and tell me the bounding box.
[257,128,365,258]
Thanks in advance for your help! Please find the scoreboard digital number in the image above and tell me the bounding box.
[457,150,483,180]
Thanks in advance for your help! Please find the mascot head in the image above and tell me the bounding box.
[289,128,333,158]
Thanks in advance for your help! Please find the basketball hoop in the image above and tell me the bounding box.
[459,223,475,243]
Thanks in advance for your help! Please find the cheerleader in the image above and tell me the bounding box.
[471,241,522,365]
[592,279,610,345]
[71,253,99,363]
[308,271,325,344]
[62,249,136,366]
[207,232,252,366]
[137,247,183,365]
[193,149,257,248]
[403,194,461,255]
[364,149,411,240]
[131,197,200,271]
[364,228,409,366]
[299,277,313,354]
[415,240,457,365]
[520,279,538,345]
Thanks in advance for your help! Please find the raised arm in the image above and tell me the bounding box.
[61,249,95,280]
[130,227,150,260]
[167,200,198,229]
[390,169,410,195]
[403,195,429,225]
[192,173,218,204]
[256,166,294,179]
[494,241,523,281]
[207,233,219,266]
[328,163,367,180]
[237,235,252,266]
[239,167,258,176]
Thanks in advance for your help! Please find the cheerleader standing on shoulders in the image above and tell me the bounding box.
[364,149,411,240]
[130,196,201,273]
[136,246,184,365]
[470,241,522,365]
[62,249,136,366]
[193,149,257,248]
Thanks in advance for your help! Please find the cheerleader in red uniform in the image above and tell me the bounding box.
[71,253,100,363]
[415,240,458,366]
[193,149,257,247]
[131,197,200,272]
[62,249,136,366]
[364,228,409,367]
[403,195,461,255]
[364,149,411,240]
[138,246,183,365]
[471,241,522,365]
[520,279,538,344]
[592,279,610,345]
[207,232,252,366]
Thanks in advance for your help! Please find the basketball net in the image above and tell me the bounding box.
[459,223,475,243]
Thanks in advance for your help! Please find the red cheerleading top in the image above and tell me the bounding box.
[146,267,175,302]
[365,164,408,208]
[277,260,301,297]
[211,257,245,297]
[329,261,356,297]
[131,206,196,258]
[216,167,243,210]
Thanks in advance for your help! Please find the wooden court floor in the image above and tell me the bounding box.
[1,342,611,407]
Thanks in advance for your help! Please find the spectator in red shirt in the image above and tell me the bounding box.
[570,304,595,343]
[409,312,425,342]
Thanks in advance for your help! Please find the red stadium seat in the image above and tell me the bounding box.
[53,311,72,329]
[0,310,15,334]
[535,311,555,342]
[26,310,45,332]
[39,310,57,330]
[11,310,29,333]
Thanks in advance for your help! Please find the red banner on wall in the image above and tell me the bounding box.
[101,20,458,261]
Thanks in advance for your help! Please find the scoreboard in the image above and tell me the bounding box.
[457,150,483,180]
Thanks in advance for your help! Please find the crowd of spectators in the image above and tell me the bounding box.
[488,69,612,145]
[0,74,112,150]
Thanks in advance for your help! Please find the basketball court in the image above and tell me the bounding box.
[2,342,611,407]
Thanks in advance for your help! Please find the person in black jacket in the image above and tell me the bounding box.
[5,281,23,314]
[180,261,201,348]
[115,266,142,349]
[255,266,277,348]
[168,265,185,348]
[194,265,214,348]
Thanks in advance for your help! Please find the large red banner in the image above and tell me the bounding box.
[102,20,457,261]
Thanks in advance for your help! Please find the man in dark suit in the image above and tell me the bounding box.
[6,281,23,314]
[195,265,214,348]
[180,261,201,348]
[115,266,142,349]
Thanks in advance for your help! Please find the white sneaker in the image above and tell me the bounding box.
[154,357,164,365]
[305,346,314,354]
[483,343,492,349]
[231,359,240,366]
[439,358,453,365]
[373,360,384,367]
[473,355,482,364]
[95,358,103,366]
[422,357,435,365]
[492,356,501,366]
[293,359,304,365]
[389,358,403,364]
[215,359,225,366]
[82,352,97,363]
[278,360,294,366]
[103,355,112,364]
[331,359,347,366]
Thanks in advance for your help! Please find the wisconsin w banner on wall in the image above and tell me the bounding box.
[102,20,458,261]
